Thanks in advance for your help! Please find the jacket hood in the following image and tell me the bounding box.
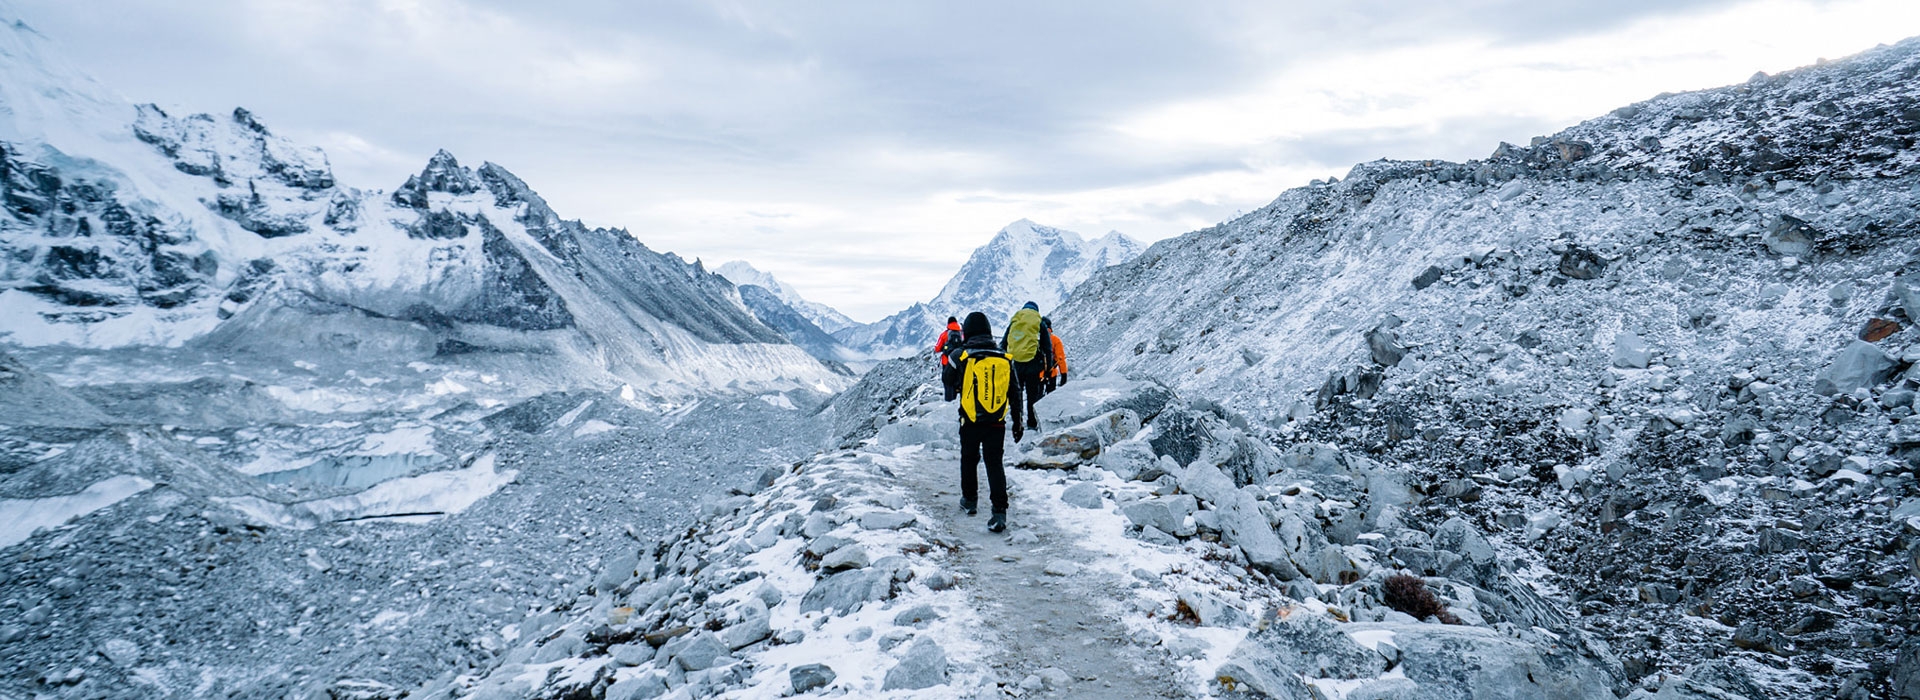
[962,311,992,339]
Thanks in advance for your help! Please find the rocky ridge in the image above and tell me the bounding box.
[1052,37,1920,699]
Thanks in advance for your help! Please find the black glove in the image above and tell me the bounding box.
[1059,373,1068,385]
[1011,423,1024,443]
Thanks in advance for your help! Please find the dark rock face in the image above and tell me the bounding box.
[442,218,573,331]
[1,142,213,311]
[407,209,469,240]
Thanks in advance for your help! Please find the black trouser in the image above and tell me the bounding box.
[941,364,960,401]
[959,421,1008,513]
[1015,361,1046,426]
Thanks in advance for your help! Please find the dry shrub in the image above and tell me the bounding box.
[1383,574,1461,624]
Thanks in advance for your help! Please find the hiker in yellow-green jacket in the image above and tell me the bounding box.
[946,311,1022,532]
[1000,301,1051,433]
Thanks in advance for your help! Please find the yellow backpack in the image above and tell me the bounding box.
[1004,308,1042,363]
[958,349,1013,423]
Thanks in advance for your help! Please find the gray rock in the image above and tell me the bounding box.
[1179,462,1239,507]
[530,632,585,664]
[673,631,728,671]
[1412,265,1446,290]
[800,569,893,614]
[820,544,871,571]
[1894,640,1920,700]
[1612,332,1652,369]
[893,604,942,626]
[1219,491,1299,579]
[1214,608,1384,698]
[1038,667,1072,690]
[1095,439,1159,481]
[1178,586,1251,628]
[859,510,916,530]
[1060,482,1103,509]
[1367,325,1407,367]
[806,535,851,558]
[1763,215,1817,257]
[1432,517,1498,583]
[1558,245,1607,279]
[720,600,771,650]
[1134,524,1181,546]
[610,643,652,666]
[597,550,641,592]
[790,664,836,694]
[1122,500,1181,534]
[1815,339,1898,396]
[1042,409,1142,458]
[801,512,833,538]
[922,571,958,590]
[1652,660,1767,700]
[98,638,140,667]
[881,638,949,690]
[606,673,667,700]
[1033,375,1177,426]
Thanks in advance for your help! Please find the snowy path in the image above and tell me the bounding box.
[895,441,1192,699]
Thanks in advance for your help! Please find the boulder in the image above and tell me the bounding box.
[1060,482,1103,509]
[1612,332,1653,369]
[1373,623,1613,699]
[1095,439,1159,480]
[609,643,651,666]
[1431,518,1498,584]
[1032,375,1175,426]
[1651,660,1767,700]
[892,604,941,627]
[1281,443,1348,474]
[790,664,837,694]
[858,510,916,530]
[720,599,771,650]
[1814,339,1898,396]
[1178,585,1252,628]
[881,638,949,690]
[1122,500,1181,534]
[1412,265,1446,290]
[1179,462,1239,507]
[1032,409,1142,460]
[1214,607,1385,698]
[1895,640,1920,700]
[800,569,893,614]
[1558,246,1607,280]
[1762,215,1817,257]
[1367,326,1408,367]
[671,631,728,671]
[605,674,667,700]
[1219,491,1299,579]
[1148,406,1213,469]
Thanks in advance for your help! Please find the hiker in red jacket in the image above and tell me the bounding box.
[937,316,962,401]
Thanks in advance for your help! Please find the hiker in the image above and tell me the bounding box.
[1042,317,1067,392]
[1000,301,1050,432]
[936,316,962,401]
[948,311,1022,532]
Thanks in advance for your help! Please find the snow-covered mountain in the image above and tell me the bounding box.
[0,17,840,400]
[717,261,857,333]
[835,219,1142,357]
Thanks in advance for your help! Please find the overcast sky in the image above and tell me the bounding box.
[13,0,1920,320]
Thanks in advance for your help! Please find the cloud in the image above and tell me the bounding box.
[10,0,1920,321]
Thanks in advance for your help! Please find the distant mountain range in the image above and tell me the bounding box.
[0,18,842,398]
[829,219,1143,358]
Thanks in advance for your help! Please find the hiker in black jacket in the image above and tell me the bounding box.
[947,311,1022,532]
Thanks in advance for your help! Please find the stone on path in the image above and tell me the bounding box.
[1060,482,1103,509]
[1044,560,1082,576]
[820,544,870,571]
[859,510,917,530]
[881,638,949,690]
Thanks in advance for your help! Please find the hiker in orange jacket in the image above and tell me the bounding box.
[1042,317,1067,393]
[937,316,962,401]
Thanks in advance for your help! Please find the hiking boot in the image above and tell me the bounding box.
[960,499,977,516]
[987,511,1007,533]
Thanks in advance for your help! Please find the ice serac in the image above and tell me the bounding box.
[836,219,1142,358]
[0,16,840,397]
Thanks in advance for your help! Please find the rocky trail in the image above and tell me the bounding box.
[895,442,1191,699]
